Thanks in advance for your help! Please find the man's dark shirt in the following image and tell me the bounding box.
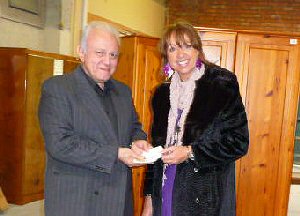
[80,66,147,143]
[81,68,119,136]
[80,67,147,215]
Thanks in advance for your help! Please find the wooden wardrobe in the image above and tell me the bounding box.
[199,29,300,216]
[0,48,80,204]
[113,36,163,216]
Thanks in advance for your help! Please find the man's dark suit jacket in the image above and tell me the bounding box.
[38,66,146,216]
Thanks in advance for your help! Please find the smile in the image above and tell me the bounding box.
[177,59,189,66]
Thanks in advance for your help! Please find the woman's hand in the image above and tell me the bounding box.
[141,196,153,216]
[161,145,190,164]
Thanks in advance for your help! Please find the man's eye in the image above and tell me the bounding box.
[110,53,119,59]
[96,51,105,56]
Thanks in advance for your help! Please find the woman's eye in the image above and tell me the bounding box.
[168,46,176,52]
[184,44,192,49]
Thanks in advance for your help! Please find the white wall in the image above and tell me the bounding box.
[0,0,75,55]
[0,18,45,50]
[0,0,165,54]
[88,0,165,38]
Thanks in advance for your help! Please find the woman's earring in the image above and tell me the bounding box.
[196,59,202,70]
[163,63,174,78]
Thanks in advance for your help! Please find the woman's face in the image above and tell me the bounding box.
[167,33,199,81]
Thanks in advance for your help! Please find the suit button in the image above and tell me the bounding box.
[94,191,99,195]
[96,165,103,170]
[195,197,200,203]
[193,168,199,173]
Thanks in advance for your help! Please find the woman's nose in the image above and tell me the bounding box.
[176,48,185,57]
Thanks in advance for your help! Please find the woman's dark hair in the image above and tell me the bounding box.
[160,21,211,66]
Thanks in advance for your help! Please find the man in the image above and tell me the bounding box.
[38,21,150,216]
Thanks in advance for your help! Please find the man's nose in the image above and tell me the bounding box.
[102,53,111,65]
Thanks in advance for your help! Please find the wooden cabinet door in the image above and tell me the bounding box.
[132,37,163,216]
[198,30,236,71]
[113,37,136,88]
[0,48,80,204]
[235,34,300,216]
[114,36,162,216]
[134,37,162,134]
[0,50,27,203]
[23,55,54,201]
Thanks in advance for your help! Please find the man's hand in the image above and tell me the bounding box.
[131,140,152,155]
[118,140,152,167]
[118,147,144,167]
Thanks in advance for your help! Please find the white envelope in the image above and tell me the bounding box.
[133,146,163,164]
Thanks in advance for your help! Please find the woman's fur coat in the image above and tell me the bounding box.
[144,65,249,216]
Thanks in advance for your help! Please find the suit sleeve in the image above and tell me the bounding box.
[38,78,119,174]
[191,74,249,169]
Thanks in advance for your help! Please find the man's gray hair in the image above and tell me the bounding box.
[80,21,120,52]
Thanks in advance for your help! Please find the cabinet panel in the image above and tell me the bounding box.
[133,38,163,216]
[135,39,163,134]
[235,34,300,216]
[199,30,236,71]
[114,36,163,216]
[113,37,136,88]
[0,50,26,203]
[0,48,80,204]
[198,30,300,215]
[23,55,53,197]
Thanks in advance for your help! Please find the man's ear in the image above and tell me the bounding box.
[77,45,84,62]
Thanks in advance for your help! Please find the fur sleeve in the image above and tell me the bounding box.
[191,71,249,169]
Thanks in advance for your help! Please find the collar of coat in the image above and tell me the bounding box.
[151,65,239,146]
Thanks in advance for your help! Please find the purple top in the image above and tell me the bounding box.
[161,108,183,216]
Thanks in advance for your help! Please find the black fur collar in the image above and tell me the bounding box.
[152,66,237,146]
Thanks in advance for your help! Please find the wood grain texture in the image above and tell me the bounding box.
[0,48,79,204]
[235,34,300,216]
[198,29,237,71]
[114,36,163,216]
[197,30,300,216]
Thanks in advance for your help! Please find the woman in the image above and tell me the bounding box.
[142,22,249,216]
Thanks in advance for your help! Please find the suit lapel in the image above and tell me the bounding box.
[110,82,126,143]
[72,67,118,143]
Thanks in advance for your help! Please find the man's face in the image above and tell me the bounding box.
[78,28,119,88]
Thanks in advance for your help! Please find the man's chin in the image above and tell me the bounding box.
[98,77,111,83]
